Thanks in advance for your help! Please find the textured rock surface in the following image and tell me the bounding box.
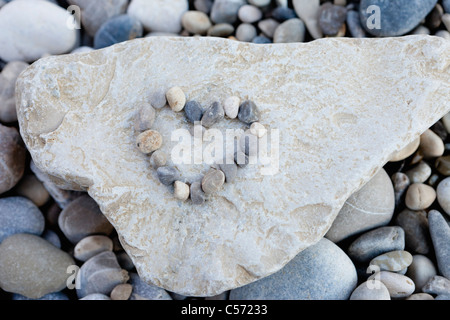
[15,36,450,296]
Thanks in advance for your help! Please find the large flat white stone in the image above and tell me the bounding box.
[16,36,450,296]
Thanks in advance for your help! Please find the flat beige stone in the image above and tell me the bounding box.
[16,36,450,296]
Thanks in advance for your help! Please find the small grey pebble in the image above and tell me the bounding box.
[194,0,213,14]
[201,101,224,128]
[202,169,225,194]
[236,23,257,42]
[207,23,235,37]
[271,6,297,22]
[346,10,366,38]
[252,35,272,43]
[406,254,437,293]
[184,100,204,124]
[395,209,430,255]
[150,88,167,109]
[42,229,61,249]
[156,166,179,186]
[258,18,280,38]
[234,150,249,168]
[150,150,167,169]
[391,172,410,206]
[136,103,156,132]
[238,100,260,125]
[422,275,450,295]
[190,181,206,205]
[80,293,111,300]
[319,2,347,36]
[219,162,238,183]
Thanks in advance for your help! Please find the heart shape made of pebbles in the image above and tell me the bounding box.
[16,36,450,296]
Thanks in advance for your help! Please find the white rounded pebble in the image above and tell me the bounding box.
[369,250,413,273]
[236,23,257,42]
[405,161,432,184]
[436,30,450,40]
[181,11,212,35]
[136,130,163,154]
[166,87,186,112]
[419,129,444,158]
[250,122,267,138]
[369,271,415,299]
[174,181,190,201]
[238,5,263,23]
[405,183,436,210]
[406,255,437,292]
[437,177,450,217]
[0,0,78,62]
[224,96,240,119]
[390,137,420,162]
[350,280,390,300]
[406,293,434,300]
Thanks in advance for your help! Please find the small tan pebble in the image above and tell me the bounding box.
[166,86,186,112]
[174,181,190,201]
[405,183,436,210]
[149,150,167,169]
[224,96,240,119]
[250,122,267,138]
[74,235,114,262]
[135,103,156,132]
[202,169,225,194]
[419,129,444,158]
[136,130,162,154]
[110,283,133,301]
[389,137,420,162]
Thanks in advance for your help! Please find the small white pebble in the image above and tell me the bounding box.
[250,122,267,138]
[174,181,190,201]
[224,96,240,119]
[166,86,186,112]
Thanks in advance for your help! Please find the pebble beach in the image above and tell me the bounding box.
[0,0,450,303]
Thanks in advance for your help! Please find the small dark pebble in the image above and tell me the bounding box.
[319,2,347,36]
[201,101,224,127]
[190,181,206,205]
[431,120,448,141]
[94,14,143,49]
[435,155,450,176]
[156,166,179,186]
[252,35,272,44]
[271,7,297,22]
[184,101,204,124]
[234,150,249,168]
[238,100,260,125]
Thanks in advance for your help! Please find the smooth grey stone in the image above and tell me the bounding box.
[258,18,280,38]
[210,0,246,24]
[58,194,114,244]
[0,124,26,194]
[348,226,405,263]
[77,251,129,298]
[236,23,257,42]
[129,273,172,300]
[184,100,204,124]
[234,150,249,168]
[395,209,430,254]
[190,181,206,205]
[207,23,234,37]
[422,275,450,295]
[238,100,260,125]
[194,0,213,14]
[435,294,450,300]
[94,14,143,49]
[319,2,347,36]
[202,169,225,194]
[42,229,61,248]
[229,238,357,300]
[359,0,438,36]
[346,10,366,38]
[405,161,432,184]
[80,293,111,300]
[391,172,410,206]
[444,0,450,13]
[0,197,45,243]
[350,281,390,300]
[406,255,437,293]
[406,293,434,300]
[201,101,224,127]
[370,271,415,298]
[252,35,272,44]
[273,18,305,43]
[272,6,297,22]
[136,103,156,132]
[219,162,238,183]
[369,250,413,273]
[150,88,167,109]
[12,292,69,300]
[428,210,450,278]
[156,166,179,186]
[116,251,135,271]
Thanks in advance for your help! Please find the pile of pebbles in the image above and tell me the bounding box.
[0,0,450,300]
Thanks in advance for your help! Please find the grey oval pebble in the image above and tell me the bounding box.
[395,209,430,255]
[347,226,405,263]
[0,196,45,243]
[74,235,114,262]
[370,271,415,298]
[229,238,357,300]
[42,229,61,248]
[202,169,225,194]
[349,280,390,300]
[150,88,167,109]
[238,5,262,23]
[184,100,204,123]
[129,273,172,300]
[406,293,434,300]
[80,293,111,300]
[150,150,167,169]
[273,18,305,43]
[13,174,50,207]
[369,250,413,272]
[136,103,156,132]
[190,181,206,205]
[201,101,224,127]
[428,210,450,279]
[405,161,432,184]
[238,100,260,125]
[219,162,238,183]
[0,124,26,194]
[207,23,234,37]
[422,275,450,295]
[156,166,179,186]
[406,254,437,292]
[235,23,257,42]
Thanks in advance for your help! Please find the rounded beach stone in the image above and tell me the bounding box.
[184,100,204,124]
[406,255,437,293]
[94,14,143,49]
[428,210,450,279]
[127,0,188,33]
[326,169,395,243]
[224,96,240,119]
[347,226,405,263]
[194,0,213,14]
[111,283,133,300]
[201,102,224,127]
[435,155,450,176]
[181,11,212,35]
[74,235,114,262]
[422,275,450,295]
[77,251,129,298]
[0,0,77,62]
[202,169,225,194]
[190,181,206,205]
[419,129,445,158]
[248,0,270,7]
[0,124,26,195]
[129,273,172,300]
[318,2,347,36]
[219,162,238,183]
[252,35,272,44]
[0,197,45,243]
[271,6,297,22]
[58,194,114,244]
[436,177,450,216]
[0,61,29,123]
[273,18,306,43]
[136,130,163,154]
[346,10,366,38]
[229,238,357,300]
[369,271,415,298]
[391,172,410,206]
[405,183,436,210]
[156,166,179,186]
[42,229,61,249]
[258,18,280,38]
[166,86,186,112]
[174,181,190,201]
[236,23,257,42]
[149,150,167,169]
[80,293,111,300]
[349,280,390,300]
[369,250,413,273]
[12,291,69,300]
[405,161,432,184]
[0,233,75,299]
[395,209,430,255]
[210,0,246,24]
[238,100,260,125]
[150,88,167,109]
[390,137,420,162]
[238,5,262,23]
[406,293,434,300]
[135,103,156,132]
[250,122,267,138]
[207,23,235,37]
[13,174,50,207]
